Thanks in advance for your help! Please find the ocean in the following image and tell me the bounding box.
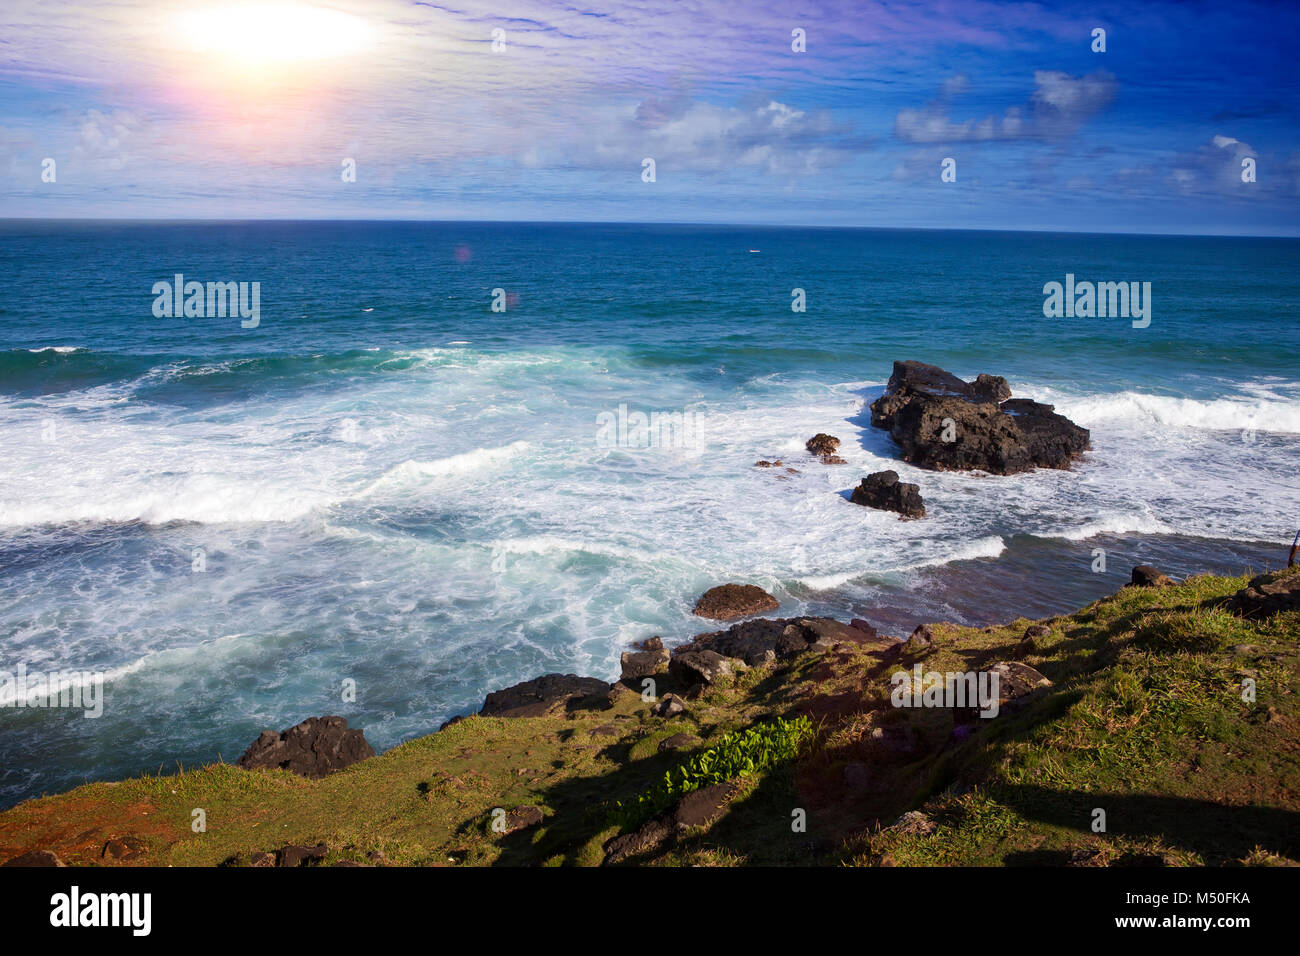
[0,220,1297,808]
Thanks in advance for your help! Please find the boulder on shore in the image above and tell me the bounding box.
[868,360,1089,474]
[480,674,612,718]
[236,716,375,779]
[1131,565,1175,587]
[692,583,779,621]
[850,470,925,519]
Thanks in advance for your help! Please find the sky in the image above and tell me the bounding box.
[1,0,1298,233]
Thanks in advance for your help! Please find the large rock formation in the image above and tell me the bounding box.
[236,716,375,779]
[692,583,779,621]
[850,470,925,518]
[869,360,1089,474]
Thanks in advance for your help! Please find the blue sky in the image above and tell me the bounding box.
[1,0,1298,233]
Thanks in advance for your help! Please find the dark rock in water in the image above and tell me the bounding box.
[754,459,781,467]
[2,849,63,867]
[1131,565,1175,587]
[480,674,612,718]
[1227,568,1300,619]
[692,583,779,621]
[850,470,926,518]
[821,454,847,465]
[869,360,1089,474]
[237,716,375,779]
[806,433,841,456]
[637,636,664,652]
[669,650,740,686]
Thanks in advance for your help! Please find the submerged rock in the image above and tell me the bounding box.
[692,583,780,621]
[236,716,375,779]
[850,470,926,518]
[869,360,1089,474]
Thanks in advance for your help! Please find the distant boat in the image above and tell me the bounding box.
[748,249,761,253]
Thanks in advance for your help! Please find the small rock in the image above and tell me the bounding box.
[101,836,147,861]
[501,806,544,834]
[653,694,687,718]
[1131,565,1175,587]
[603,817,673,865]
[248,852,276,867]
[277,843,329,867]
[889,810,936,836]
[905,624,933,651]
[806,434,841,456]
[658,733,700,753]
[1227,567,1300,619]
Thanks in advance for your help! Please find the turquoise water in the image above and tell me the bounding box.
[0,221,1297,806]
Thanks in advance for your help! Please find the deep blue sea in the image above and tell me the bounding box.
[1,220,1297,807]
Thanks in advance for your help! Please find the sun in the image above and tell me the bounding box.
[175,3,375,67]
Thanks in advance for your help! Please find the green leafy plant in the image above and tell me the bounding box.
[610,716,814,829]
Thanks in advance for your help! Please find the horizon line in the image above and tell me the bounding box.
[1,216,1297,241]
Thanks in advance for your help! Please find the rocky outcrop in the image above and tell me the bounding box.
[1227,568,1300,619]
[480,674,612,718]
[692,583,779,621]
[669,650,743,686]
[869,360,1089,474]
[806,434,841,456]
[236,716,375,779]
[2,849,63,867]
[850,470,925,518]
[620,645,669,682]
[1131,565,1175,587]
[680,615,897,667]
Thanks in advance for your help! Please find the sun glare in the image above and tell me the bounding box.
[176,4,374,66]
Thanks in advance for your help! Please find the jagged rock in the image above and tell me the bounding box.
[603,817,673,865]
[2,849,63,867]
[637,636,664,652]
[684,615,894,665]
[620,647,669,681]
[851,470,926,518]
[754,459,782,468]
[851,619,879,638]
[692,583,779,621]
[277,843,329,867]
[1022,624,1051,642]
[806,434,841,456]
[1227,567,1300,619]
[237,716,375,779]
[869,360,1089,474]
[669,650,740,686]
[674,781,738,829]
[821,455,847,465]
[480,674,612,718]
[905,624,934,651]
[653,694,687,718]
[1131,565,1175,587]
[248,852,276,867]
